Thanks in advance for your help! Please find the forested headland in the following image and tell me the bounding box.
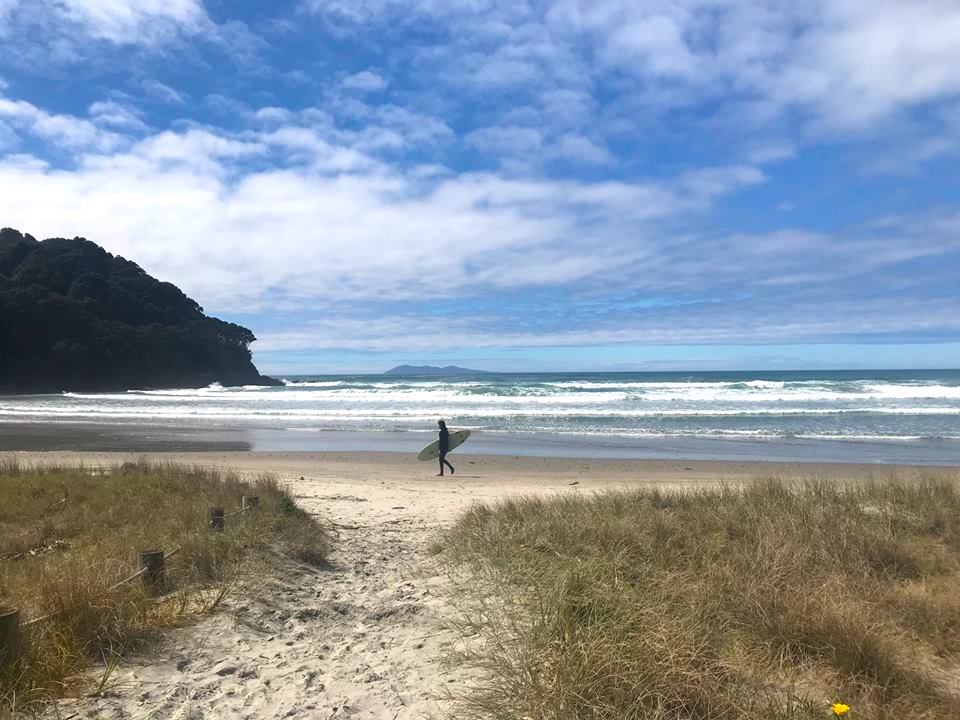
[0,227,279,393]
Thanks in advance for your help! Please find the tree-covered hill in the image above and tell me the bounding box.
[0,227,279,393]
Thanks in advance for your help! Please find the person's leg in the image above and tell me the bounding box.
[443,456,455,474]
[437,452,446,476]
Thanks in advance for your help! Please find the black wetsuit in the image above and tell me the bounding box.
[438,427,454,475]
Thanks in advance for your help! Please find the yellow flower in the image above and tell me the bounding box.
[831,703,850,717]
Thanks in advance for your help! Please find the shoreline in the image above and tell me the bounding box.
[10,450,960,483]
[3,421,960,465]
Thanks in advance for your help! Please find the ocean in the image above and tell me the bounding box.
[2,370,960,463]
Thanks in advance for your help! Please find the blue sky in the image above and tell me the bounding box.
[1,0,959,374]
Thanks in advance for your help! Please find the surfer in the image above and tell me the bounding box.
[437,419,455,476]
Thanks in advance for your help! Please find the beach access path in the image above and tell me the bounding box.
[15,451,953,720]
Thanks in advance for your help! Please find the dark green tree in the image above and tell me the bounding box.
[0,227,280,393]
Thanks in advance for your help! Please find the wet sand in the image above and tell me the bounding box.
[12,449,958,485]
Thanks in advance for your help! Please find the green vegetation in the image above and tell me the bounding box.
[0,227,279,393]
[442,477,960,720]
[0,458,328,714]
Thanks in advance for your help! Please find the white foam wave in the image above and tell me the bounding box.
[4,404,960,421]
[862,383,960,399]
[58,380,960,405]
[281,380,345,387]
[12,375,960,446]
[495,428,960,442]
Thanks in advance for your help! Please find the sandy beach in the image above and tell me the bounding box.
[5,451,951,720]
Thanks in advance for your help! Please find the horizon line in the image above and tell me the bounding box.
[270,367,960,377]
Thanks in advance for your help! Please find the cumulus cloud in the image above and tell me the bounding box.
[551,134,613,165]
[466,125,542,156]
[341,70,388,92]
[0,0,207,48]
[54,0,207,43]
[0,93,773,312]
[3,90,957,358]
[88,100,148,131]
[466,126,614,168]
[2,1,960,357]
[0,95,128,152]
[306,0,960,134]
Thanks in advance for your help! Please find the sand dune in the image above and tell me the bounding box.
[24,452,954,720]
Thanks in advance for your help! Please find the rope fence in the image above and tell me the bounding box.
[0,496,260,668]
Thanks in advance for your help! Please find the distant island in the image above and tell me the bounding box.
[385,365,495,376]
[0,227,279,394]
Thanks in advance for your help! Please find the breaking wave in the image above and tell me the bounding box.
[5,371,959,443]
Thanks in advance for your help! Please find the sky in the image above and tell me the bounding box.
[1,0,959,374]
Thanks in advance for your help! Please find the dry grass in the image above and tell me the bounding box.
[0,456,329,715]
[441,475,960,720]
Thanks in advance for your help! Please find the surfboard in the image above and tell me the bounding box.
[417,429,471,461]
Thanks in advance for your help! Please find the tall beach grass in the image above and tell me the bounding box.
[0,456,329,715]
[442,475,960,720]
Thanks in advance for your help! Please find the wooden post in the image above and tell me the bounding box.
[138,550,165,594]
[0,606,20,670]
[209,507,225,532]
[242,496,259,511]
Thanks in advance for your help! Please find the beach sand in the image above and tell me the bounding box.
[14,451,957,720]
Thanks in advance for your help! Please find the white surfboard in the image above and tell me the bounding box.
[417,429,471,461]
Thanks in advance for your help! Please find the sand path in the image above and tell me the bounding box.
[30,452,948,720]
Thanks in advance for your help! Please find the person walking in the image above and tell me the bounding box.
[437,419,455,476]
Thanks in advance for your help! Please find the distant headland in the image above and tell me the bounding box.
[0,227,279,394]
[385,365,495,376]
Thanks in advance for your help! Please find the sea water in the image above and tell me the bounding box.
[2,370,960,463]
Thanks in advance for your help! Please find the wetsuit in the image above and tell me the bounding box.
[438,427,454,475]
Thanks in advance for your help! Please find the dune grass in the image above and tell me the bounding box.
[0,456,329,715]
[441,476,960,720]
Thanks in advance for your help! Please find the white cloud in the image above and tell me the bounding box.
[253,293,960,353]
[3,88,959,353]
[677,165,766,201]
[0,1,956,357]
[142,80,188,105]
[54,0,207,44]
[0,0,16,34]
[600,11,702,79]
[539,88,594,129]
[466,125,542,156]
[341,70,388,92]
[0,93,774,313]
[472,57,541,88]
[0,120,18,151]
[330,101,454,151]
[204,93,246,116]
[809,2,960,127]
[306,0,960,136]
[0,95,128,152]
[569,0,960,129]
[551,133,613,165]
[252,106,294,124]
[124,129,265,175]
[260,127,377,172]
[88,100,148,131]
[465,126,613,167]
[747,142,795,165]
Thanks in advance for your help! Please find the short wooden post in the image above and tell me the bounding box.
[0,606,21,670]
[209,507,225,532]
[241,496,259,512]
[138,550,165,594]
